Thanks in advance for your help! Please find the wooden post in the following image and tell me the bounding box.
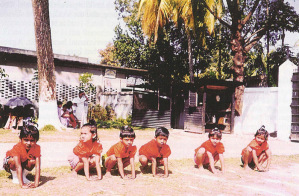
[157,88,160,110]
[203,86,207,130]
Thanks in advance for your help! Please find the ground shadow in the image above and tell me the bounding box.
[13,174,57,186]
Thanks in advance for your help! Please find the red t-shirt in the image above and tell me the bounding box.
[241,139,269,157]
[195,140,225,156]
[139,139,171,159]
[106,141,137,158]
[73,140,103,158]
[6,142,41,163]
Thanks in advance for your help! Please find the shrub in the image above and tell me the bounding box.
[96,116,131,129]
[39,124,57,132]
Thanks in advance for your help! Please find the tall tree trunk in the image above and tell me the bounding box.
[218,28,222,77]
[266,0,270,86]
[187,33,194,83]
[32,0,62,129]
[231,31,245,116]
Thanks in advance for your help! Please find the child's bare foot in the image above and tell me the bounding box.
[197,165,204,171]
[243,165,250,170]
[105,171,112,178]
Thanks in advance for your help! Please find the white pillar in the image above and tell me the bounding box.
[277,60,297,140]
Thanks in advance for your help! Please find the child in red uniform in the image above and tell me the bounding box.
[139,127,171,177]
[103,126,136,179]
[194,128,225,174]
[68,123,103,180]
[3,125,41,188]
[241,125,272,172]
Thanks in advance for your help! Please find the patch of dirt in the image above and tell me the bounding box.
[1,157,299,195]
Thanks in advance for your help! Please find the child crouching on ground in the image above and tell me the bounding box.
[241,125,272,172]
[103,126,137,179]
[3,125,41,188]
[139,127,171,177]
[194,128,225,174]
[68,123,103,180]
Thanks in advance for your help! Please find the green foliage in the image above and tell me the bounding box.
[97,116,131,129]
[39,124,57,132]
[90,105,109,122]
[31,68,38,82]
[89,103,131,128]
[0,68,8,79]
[99,42,120,66]
[79,72,96,93]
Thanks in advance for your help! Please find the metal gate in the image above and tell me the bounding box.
[291,72,299,141]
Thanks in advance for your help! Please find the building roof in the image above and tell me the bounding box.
[0,46,148,74]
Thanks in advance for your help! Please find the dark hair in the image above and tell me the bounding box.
[79,91,84,94]
[208,127,222,139]
[119,126,135,139]
[66,101,73,109]
[255,125,269,141]
[82,123,98,142]
[155,127,169,138]
[20,125,39,141]
[57,101,62,105]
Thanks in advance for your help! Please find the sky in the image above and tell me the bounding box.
[0,0,119,64]
[0,0,298,64]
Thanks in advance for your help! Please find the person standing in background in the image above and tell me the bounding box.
[73,91,88,127]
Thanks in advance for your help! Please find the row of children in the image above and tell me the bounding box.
[2,123,271,189]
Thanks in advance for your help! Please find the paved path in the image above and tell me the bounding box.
[1,130,299,169]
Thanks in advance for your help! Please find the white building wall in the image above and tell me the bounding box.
[1,63,136,119]
[234,87,278,135]
[234,60,297,141]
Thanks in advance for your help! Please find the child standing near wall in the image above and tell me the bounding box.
[103,126,137,179]
[139,127,171,177]
[68,123,103,180]
[194,128,225,174]
[241,125,272,172]
[3,124,41,188]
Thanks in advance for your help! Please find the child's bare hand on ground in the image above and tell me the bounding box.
[21,182,36,189]
[153,173,168,178]
[123,174,135,180]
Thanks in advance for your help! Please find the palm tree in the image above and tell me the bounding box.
[138,0,222,83]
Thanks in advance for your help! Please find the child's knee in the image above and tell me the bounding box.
[110,155,117,162]
[244,147,252,154]
[106,155,117,166]
[139,155,148,164]
[196,147,206,155]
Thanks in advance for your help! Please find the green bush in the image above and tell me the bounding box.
[88,104,131,129]
[96,116,131,129]
[39,124,57,132]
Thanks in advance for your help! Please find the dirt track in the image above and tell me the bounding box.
[1,129,299,168]
[1,129,299,195]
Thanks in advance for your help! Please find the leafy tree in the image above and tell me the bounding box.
[138,0,222,83]
[198,0,299,115]
[79,72,96,93]
[99,42,120,66]
[113,0,191,87]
